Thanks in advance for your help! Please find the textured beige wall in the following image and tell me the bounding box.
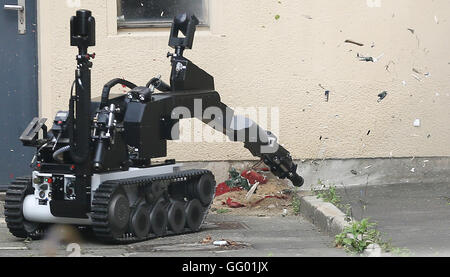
[38,0,450,161]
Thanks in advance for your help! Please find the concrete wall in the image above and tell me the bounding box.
[38,0,450,162]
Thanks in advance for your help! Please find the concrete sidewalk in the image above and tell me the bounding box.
[337,182,450,257]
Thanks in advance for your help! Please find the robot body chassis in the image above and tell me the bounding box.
[5,10,303,243]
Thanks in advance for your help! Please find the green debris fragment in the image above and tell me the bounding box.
[225,168,251,191]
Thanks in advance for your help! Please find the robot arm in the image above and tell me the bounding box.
[120,13,305,187]
[201,102,304,187]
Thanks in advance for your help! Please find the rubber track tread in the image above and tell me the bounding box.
[4,178,45,239]
[91,169,214,244]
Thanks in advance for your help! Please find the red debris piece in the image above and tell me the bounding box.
[223,197,246,208]
[253,195,288,206]
[241,170,268,185]
[215,182,243,197]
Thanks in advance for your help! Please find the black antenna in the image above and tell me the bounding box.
[69,10,96,166]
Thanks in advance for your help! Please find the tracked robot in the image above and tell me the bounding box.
[5,10,304,243]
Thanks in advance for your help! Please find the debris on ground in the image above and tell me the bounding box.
[213,240,229,246]
[224,197,246,208]
[252,195,289,206]
[200,236,249,249]
[212,167,295,216]
[215,182,242,197]
[224,168,251,191]
[201,235,212,244]
[245,182,260,201]
[241,170,268,185]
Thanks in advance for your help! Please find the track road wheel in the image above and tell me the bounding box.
[131,204,151,239]
[185,199,203,232]
[195,174,216,206]
[108,190,130,239]
[167,201,186,234]
[149,200,168,237]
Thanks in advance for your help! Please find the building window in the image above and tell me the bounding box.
[117,0,209,29]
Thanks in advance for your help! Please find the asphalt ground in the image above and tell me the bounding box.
[337,182,450,257]
[0,213,345,257]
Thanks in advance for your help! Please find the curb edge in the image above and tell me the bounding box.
[299,195,351,238]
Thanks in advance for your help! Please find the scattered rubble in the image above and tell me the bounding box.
[200,236,249,249]
[224,197,246,208]
[201,236,213,244]
[212,167,295,216]
[213,241,229,247]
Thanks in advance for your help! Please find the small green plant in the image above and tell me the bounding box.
[342,204,353,222]
[335,218,411,256]
[291,194,301,216]
[274,14,280,20]
[445,196,450,206]
[312,181,341,206]
[216,208,231,214]
[311,181,353,220]
[335,218,380,254]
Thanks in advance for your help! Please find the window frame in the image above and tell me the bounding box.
[117,0,210,29]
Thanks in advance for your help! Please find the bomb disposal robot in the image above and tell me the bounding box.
[5,10,304,243]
